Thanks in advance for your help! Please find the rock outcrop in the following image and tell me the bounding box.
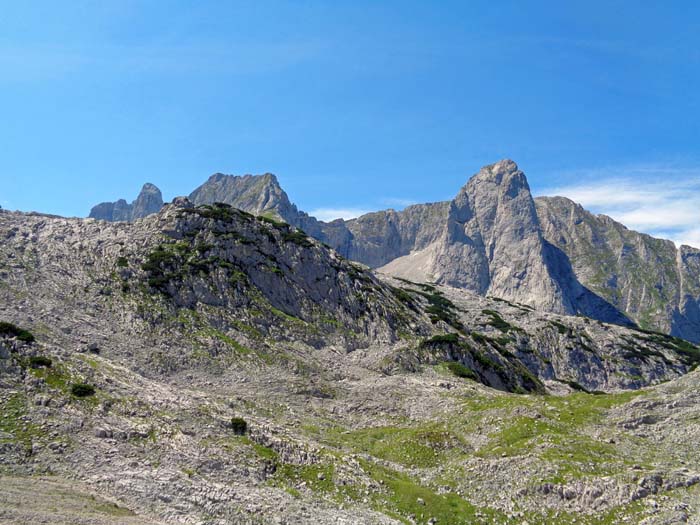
[188,173,327,239]
[89,183,163,222]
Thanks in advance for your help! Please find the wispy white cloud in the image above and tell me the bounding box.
[381,197,417,208]
[537,164,700,249]
[309,207,372,222]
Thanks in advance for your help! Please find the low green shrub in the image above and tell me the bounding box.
[389,286,415,306]
[71,383,96,398]
[282,230,313,248]
[446,361,477,380]
[258,215,288,228]
[420,333,460,347]
[231,417,247,435]
[0,322,35,343]
[29,356,52,368]
[482,309,516,333]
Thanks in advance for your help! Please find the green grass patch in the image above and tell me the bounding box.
[0,392,44,447]
[359,459,505,524]
[253,443,278,461]
[327,425,460,469]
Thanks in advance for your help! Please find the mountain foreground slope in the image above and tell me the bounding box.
[2,201,700,523]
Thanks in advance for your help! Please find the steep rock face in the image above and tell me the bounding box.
[536,196,700,342]
[189,173,294,218]
[340,202,449,268]
[131,183,163,220]
[377,161,631,324]
[439,160,568,312]
[89,183,163,222]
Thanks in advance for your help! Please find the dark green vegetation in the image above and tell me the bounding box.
[420,332,460,347]
[181,202,255,222]
[446,360,477,379]
[550,320,569,335]
[70,383,96,398]
[388,286,415,307]
[230,417,247,435]
[482,309,522,333]
[417,331,545,394]
[632,328,700,367]
[0,321,35,343]
[421,291,463,330]
[394,282,464,330]
[140,237,247,294]
[257,214,287,228]
[28,356,52,369]
[281,229,314,248]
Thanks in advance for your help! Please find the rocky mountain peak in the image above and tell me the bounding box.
[475,158,521,182]
[188,172,291,217]
[464,159,530,202]
[88,182,164,222]
[139,182,160,193]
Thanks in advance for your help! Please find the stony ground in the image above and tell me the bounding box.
[2,329,700,524]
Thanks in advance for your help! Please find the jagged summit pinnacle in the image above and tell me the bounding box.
[140,182,160,192]
[483,158,519,175]
[469,159,529,193]
[89,182,163,222]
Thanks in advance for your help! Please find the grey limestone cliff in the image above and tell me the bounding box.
[376,161,632,325]
[536,195,700,341]
[89,183,163,222]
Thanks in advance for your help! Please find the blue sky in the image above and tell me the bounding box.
[1,2,699,244]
